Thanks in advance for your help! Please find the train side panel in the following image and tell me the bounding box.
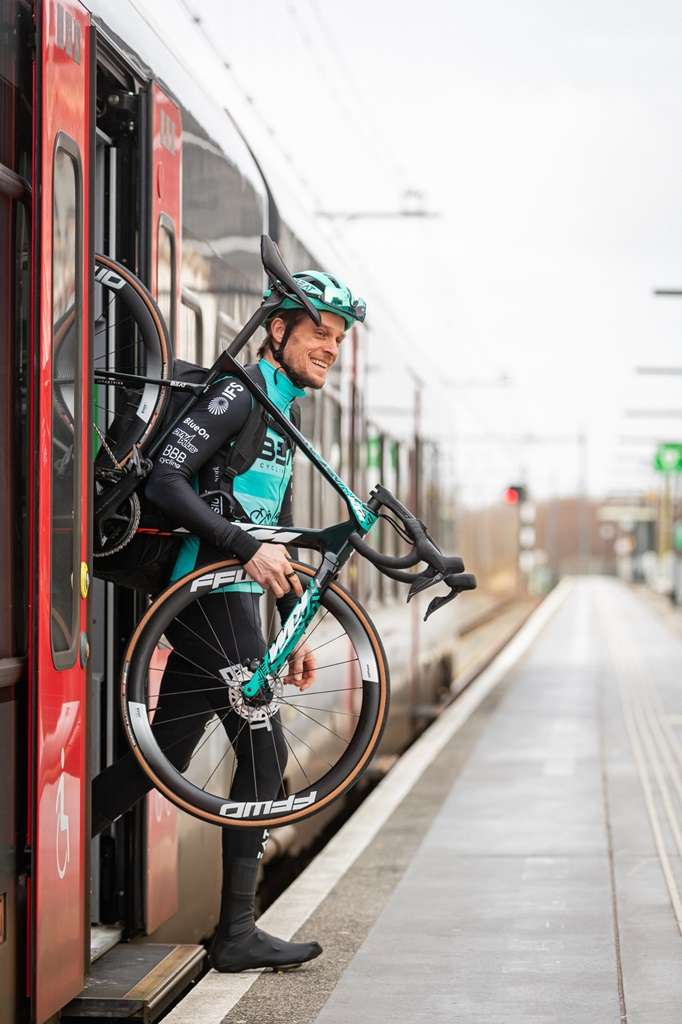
[144,80,183,937]
[31,1,93,1019]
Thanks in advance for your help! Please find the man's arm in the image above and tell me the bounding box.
[145,377,261,564]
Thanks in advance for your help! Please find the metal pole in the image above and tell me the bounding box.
[578,430,590,572]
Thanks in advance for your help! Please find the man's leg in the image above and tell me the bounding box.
[210,712,321,971]
[199,592,322,972]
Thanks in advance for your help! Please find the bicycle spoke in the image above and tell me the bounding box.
[150,700,231,727]
[279,719,335,770]
[94,315,136,343]
[272,629,351,677]
[93,290,118,320]
[303,631,350,657]
[149,704,227,763]
[146,666,218,681]
[223,590,247,687]
[285,685,366,697]
[280,727,312,789]
[201,738,234,792]
[145,665,365,713]
[172,612,228,663]
[278,656,360,683]
[146,682,240,706]
[180,706,233,768]
[287,607,329,661]
[279,702,360,718]
[278,696,351,744]
[269,715,287,799]
[229,715,252,794]
[163,648,225,684]
[196,596,231,662]
[248,718,259,804]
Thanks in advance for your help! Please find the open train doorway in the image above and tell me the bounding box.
[89,40,146,950]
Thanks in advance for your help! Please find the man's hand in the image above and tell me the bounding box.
[243,543,303,599]
[283,641,317,691]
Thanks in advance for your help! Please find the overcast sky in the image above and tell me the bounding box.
[165,0,682,504]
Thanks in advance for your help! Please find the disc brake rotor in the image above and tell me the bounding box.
[219,662,284,727]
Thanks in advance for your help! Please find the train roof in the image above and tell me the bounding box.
[86,0,419,429]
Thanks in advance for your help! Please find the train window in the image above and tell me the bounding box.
[0,191,29,663]
[293,391,318,536]
[181,287,203,364]
[288,389,315,540]
[157,217,175,346]
[216,311,239,354]
[320,392,344,526]
[12,202,30,655]
[50,140,82,666]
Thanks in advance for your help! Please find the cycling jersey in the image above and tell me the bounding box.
[145,358,305,588]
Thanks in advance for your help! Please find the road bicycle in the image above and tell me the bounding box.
[91,237,476,830]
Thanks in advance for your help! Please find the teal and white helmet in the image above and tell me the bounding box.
[264,270,366,332]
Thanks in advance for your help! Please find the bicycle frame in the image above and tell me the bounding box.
[199,516,376,699]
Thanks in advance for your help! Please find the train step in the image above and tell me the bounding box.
[60,942,205,1022]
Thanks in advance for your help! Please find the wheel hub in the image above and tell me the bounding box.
[219,662,283,726]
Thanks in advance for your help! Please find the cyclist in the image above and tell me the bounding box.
[91,271,366,973]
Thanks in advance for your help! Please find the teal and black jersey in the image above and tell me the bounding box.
[145,358,305,594]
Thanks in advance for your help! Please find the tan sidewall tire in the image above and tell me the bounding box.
[120,559,390,828]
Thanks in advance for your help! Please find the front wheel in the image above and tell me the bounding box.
[120,559,390,828]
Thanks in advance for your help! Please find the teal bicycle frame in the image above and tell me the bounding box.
[213,350,378,700]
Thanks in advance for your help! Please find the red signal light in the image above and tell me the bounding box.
[504,484,527,505]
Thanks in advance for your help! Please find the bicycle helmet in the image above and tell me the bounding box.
[264,271,366,332]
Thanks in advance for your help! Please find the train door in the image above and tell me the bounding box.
[87,55,183,943]
[30,1,92,1019]
[144,82,182,935]
[0,4,33,1021]
[89,40,142,945]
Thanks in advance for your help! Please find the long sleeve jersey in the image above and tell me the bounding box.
[145,358,305,596]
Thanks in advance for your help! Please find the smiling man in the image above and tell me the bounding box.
[91,268,367,974]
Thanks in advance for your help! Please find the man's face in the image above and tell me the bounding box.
[271,311,346,389]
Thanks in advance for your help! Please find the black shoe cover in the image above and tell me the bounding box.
[209,927,322,973]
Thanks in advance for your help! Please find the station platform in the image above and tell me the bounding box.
[165,576,682,1024]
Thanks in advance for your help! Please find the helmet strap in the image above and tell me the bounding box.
[272,321,308,390]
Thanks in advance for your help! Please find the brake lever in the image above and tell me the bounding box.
[423,572,478,621]
[405,556,468,602]
[406,565,443,602]
[424,590,458,621]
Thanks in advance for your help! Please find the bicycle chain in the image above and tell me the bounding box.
[94,422,122,470]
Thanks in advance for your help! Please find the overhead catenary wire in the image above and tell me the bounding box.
[131,0,527,495]
[176,0,423,373]
[177,0,326,209]
[303,0,410,192]
[285,0,408,197]
[172,4,501,397]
